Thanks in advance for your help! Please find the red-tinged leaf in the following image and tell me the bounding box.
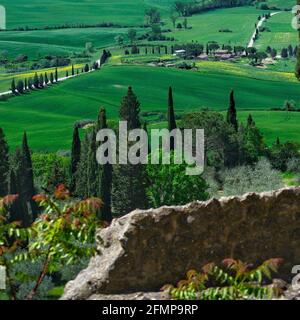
[54,184,70,200]
[32,194,47,202]
[3,194,18,206]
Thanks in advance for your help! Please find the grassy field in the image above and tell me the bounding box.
[1,64,300,151]
[0,6,264,62]
[0,28,140,59]
[0,0,187,29]
[265,0,295,9]
[167,7,264,46]
[237,111,300,145]
[256,11,298,50]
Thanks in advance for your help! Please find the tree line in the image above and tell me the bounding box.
[1,86,300,226]
[8,49,112,94]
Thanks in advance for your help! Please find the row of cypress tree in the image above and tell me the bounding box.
[69,86,243,221]
[0,85,243,225]
[70,86,178,221]
[11,68,59,94]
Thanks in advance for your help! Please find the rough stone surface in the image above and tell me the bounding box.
[62,187,300,300]
[88,292,168,300]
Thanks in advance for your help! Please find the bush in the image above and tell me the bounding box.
[146,152,209,207]
[222,158,283,196]
[31,153,70,192]
[165,258,283,300]
[287,158,300,173]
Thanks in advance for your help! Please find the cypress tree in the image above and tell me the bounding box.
[70,126,81,193]
[24,78,28,91]
[11,78,16,94]
[34,72,39,88]
[86,130,99,197]
[75,133,90,198]
[97,108,113,222]
[17,80,24,94]
[7,169,22,223]
[55,68,58,82]
[119,86,141,130]
[112,87,148,216]
[28,78,33,90]
[71,64,75,76]
[50,73,54,84]
[10,140,35,227]
[167,86,177,151]
[0,128,9,197]
[226,90,238,132]
[66,71,69,78]
[45,72,49,85]
[39,74,44,88]
[276,137,280,146]
[21,133,35,197]
[247,114,255,127]
[75,129,99,199]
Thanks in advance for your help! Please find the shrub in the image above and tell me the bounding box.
[146,152,209,207]
[0,185,103,300]
[222,158,283,196]
[165,258,283,300]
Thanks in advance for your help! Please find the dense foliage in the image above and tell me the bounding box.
[0,185,102,300]
[165,258,283,300]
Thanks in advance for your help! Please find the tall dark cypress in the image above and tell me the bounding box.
[39,74,44,87]
[75,133,90,198]
[7,169,22,223]
[226,90,238,132]
[167,86,177,151]
[34,73,39,88]
[70,126,81,193]
[86,130,98,197]
[97,108,113,222]
[20,132,36,224]
[71,64,75,76]
[10,147,33,226]
[11,78,16,94]
[50,73,54,84]
[55,68,58,82]
[0,128,9,197]
[247,114,255,127]
[112,87,148,216]
[119,86,141,130]
[45,72,49,85]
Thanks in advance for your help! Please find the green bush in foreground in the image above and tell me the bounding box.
[0,185,103,300]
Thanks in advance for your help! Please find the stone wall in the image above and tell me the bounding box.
[62,187,300,300]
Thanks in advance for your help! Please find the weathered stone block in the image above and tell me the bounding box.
[62,187,300,300]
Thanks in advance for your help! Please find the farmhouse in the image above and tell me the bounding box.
[174,49,186,57]
[214,49,235,60]
[197,53,209,61]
